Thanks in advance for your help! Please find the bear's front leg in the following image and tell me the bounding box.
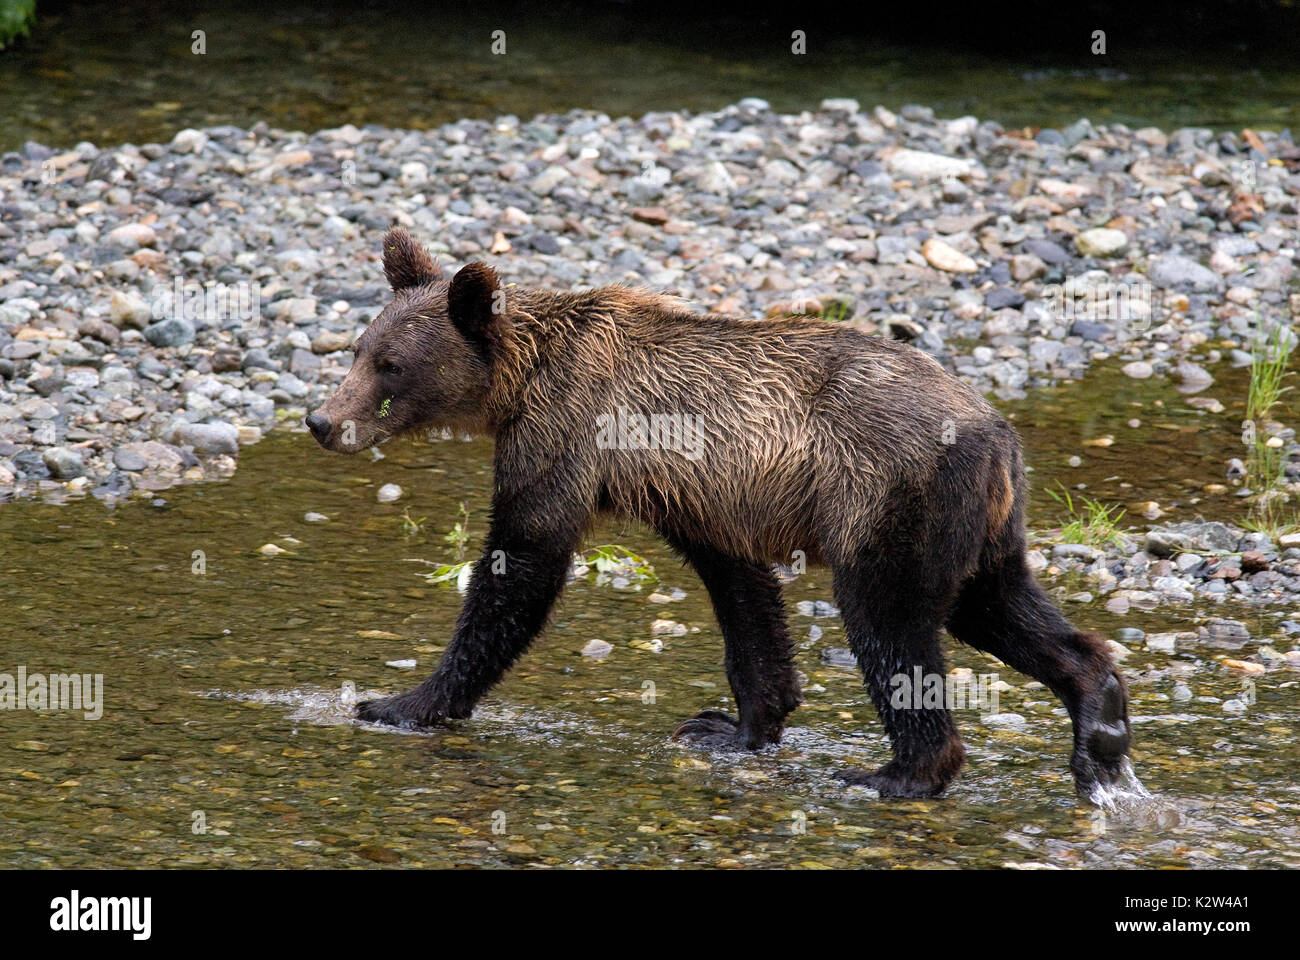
[667,541,801,751]
[356,534,577,729]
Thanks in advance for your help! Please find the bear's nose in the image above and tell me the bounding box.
[305,410,332,443]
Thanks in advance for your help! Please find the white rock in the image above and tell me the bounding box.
[1145,634,1178,653]
[763,159,800,185]
[529,166,571,196]
[322,124,364,145]
[1075,228,1128,257]
[109,290,152,329]
[377,483,403,503]
[400,161,429,186]
[886,149,973,182]
[1209,249,1238,274]
[501,205,531,226]
[170,128,209,154]
[650,619,687,637]
[921,237,977,273]
[275,298,318,323]
[107,223,157,249]
[946,116,979,138]
[581,639,614,659]
[1039,179,1091,203]
[275,249,322,274]
[696,161,736,194]
[819,98,860,114]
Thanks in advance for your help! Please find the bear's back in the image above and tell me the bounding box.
[503,288,1014,563]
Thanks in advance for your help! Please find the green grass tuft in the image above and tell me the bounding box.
[1242,322,1295,535]
[1246,322,1293,424]
[1047,483,1127,548]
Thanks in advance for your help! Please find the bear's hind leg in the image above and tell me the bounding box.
[832,563,967,798]
[668,542,801,750]
[946,555,1131,797]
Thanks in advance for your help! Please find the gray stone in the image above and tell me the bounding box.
[42,446,85,479]
[175,422,239,455]
[985,287,1026,309]
[289,348,321,378]
[1070,320,1110,340]
[1023,239,1070,265]
[112,448,148,471]
[820,647,858,668]
[144,318,195,348]
[1148,253,1224,292]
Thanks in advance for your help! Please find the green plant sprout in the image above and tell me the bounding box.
[1047,483,1127,548]
[579,544,656,581]
[444,502,471,559]
[1242,322,1295,536]
[399,508,427,536]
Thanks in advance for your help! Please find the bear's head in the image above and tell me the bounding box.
[306,228,505,452]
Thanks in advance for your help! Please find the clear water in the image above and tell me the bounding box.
[2,361,1297,868]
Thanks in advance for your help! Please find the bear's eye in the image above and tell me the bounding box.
[378,360,402,377]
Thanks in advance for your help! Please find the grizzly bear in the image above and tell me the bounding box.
[305,228,1131,799]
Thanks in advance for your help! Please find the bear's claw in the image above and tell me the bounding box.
[671,710,747,750]
[355,691,447,729]
[837,763,949,798]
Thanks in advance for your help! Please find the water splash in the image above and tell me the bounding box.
[203,685,658,751]
[1089,759,1156,812]
[201,686,386,726]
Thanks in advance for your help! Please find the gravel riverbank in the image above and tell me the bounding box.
[2,99,1299,615]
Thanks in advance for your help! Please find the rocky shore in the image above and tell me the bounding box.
[2,99,1299,610]
[1028,520,1300,630]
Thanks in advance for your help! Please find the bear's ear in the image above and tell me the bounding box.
[447,261,503,347]
[382,227,440,290]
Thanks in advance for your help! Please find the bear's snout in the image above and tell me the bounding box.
[305,410,332,446]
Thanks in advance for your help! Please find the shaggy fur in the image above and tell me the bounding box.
[305,228,1132,798]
